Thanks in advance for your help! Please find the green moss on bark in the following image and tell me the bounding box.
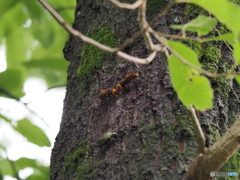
[77,27,117,92]
[185,4,202,16]
[147,0,167,16]
[220,151,240,180]
[64,141,88,179]
[201,43,221,73]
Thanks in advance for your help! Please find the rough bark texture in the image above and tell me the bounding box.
[186,118,240,180]
[50,1,240,179]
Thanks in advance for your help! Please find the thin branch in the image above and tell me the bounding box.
[137,0,155,51]
[109,0,143,9]
[149,29,238,78]
[116,0,175,51]
[117,51,157,64]
[6,153,21,180]
[38,0,157,64]
[0,88,20,101]
[214,27,233,53]
[156,31,203,41]
[55,6,75,12]
[0,88,50,128]
[185,117,240,179]
[188,106,206,154]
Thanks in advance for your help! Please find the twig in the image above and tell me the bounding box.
[117,51,157,64]
[214,27,233,53]
[149,29,237,78]
[6,152,21,180]
[55,6,75,12]
[109,0,143,9]
[38,0,157,64]
[185,117,240,179]
[137,0,155,51]
[117,0,175,51]
[188,106,206,154]
[0,88,20,101]
[0,88,50,128]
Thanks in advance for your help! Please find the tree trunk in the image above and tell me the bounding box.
[50,1,240,179]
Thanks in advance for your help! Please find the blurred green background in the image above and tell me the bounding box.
[0,0,75,179]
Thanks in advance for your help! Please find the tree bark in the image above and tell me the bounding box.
[50,1,240,179]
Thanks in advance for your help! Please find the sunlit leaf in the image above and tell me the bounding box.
[14,119,51,147]
[171,15,217,36]
[26,173,50,180]
[15,158,39,170]
[0,159,13,176]
[166,40,213,110]
[22,0,45,21]
[0,0,18,17]
[0,3,29,37]
[233,41,240,65]
[0,114,12,123]
[22,58,68,87]
[5,27,35,66]
[31,19,55,48]
[235,75,240,84]
[177,0,240,34]
[48,0,76,24]
[0,68,25,99]
[22,59,69,70]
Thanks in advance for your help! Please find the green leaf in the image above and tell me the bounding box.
[31,19,55,48]
[14,119,51,147]
[22,59,69,70]
[177,0,240,34]
[5,27,35,67]
[22,0,45,21]
[235,75,240,84]
[171,15,217,36]
[0,0,18,17]
[0,159,13,176]
[0,114,12,123]
[26,173,50,180]
[166,40,213,110]
[22,58,69,87]
[15,158,39,170]
[0,68,25,99]
[233,41,240,65]
[0,3,29,37]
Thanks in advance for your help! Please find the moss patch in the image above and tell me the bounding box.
[147,0,167,17]
[173,104,194,137]
[77,27,118,92]
[64,141,88,179]
[220,151,240,180]
[200,43,221,73]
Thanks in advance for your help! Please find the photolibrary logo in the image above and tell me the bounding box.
[210,171,239,177]
[210,171,215,177]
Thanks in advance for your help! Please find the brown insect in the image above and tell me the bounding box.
[100,73,140,98]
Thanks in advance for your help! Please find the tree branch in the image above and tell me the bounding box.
[137,0,155,51]
[185,117,240,180]
[188,106,206,154]
[109,0,143,9]
[0,88,50,128]
[149,29,238,78]
[116,0,175,51]
[38,0,158,64]
[55,6,75,12]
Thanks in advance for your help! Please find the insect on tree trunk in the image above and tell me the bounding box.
[50,1,240,179]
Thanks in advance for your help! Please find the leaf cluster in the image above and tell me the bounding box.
[0,0,75,179]
[166,0,240,110]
